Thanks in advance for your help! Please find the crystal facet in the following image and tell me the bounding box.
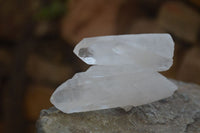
[50,34,177,114]
[74,34,174,71]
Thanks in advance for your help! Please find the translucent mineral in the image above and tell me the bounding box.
[74,34,174,71]
[50,33,178,114]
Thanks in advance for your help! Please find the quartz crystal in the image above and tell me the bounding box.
[74,34,174,71]
[50,34,177,114]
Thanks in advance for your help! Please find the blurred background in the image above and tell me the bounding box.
[0,0,200,132]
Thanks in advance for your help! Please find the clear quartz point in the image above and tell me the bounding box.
[73,34,174,71]
[50,34,177,114]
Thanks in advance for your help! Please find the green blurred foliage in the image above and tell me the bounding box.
[35,0,68,20]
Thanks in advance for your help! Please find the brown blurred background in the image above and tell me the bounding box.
[0,0,200,132]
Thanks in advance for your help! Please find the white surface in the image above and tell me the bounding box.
[51,34,177,113]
